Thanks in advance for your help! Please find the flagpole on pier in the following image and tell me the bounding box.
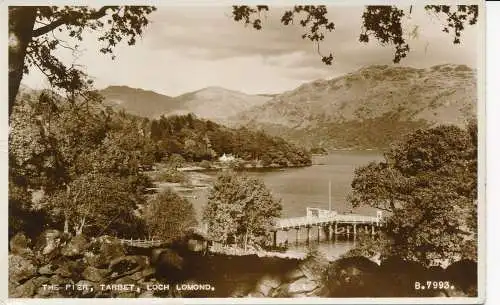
[329,179,332,212]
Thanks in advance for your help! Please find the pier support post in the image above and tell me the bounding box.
[334,222,338,236]
[306,226,311,244]
[353,224,357,238]
[284,229,289,245]
[295,228,299,245]
[326,225,332,241]
[371,224,375,236]
[272,231,277,248]
[346,226,350,239]
[317,226,321,242]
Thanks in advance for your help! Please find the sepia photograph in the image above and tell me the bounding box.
[5,2,484,302]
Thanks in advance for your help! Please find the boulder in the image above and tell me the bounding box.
[141,267,156,281]
[49,274,71,286]
[61,235,88,258]
[82,266,108,283]
[378,256,427,297]
[299,251,329,281]
[97,236,126,258]
[151,248,185,284]
[323,256,381,297]
[85,236,126,268]
[283,268,305,282]
[32,276,51,287]
[445,259,477,296]
[128,271,145,282]
[34,229,69,263]
[54,260,85,281]
[83,252,102,268]
[288,277,319,295]
[9,278,36,298]
[108,255,148,280]
[9,254,37,283]
[9,232,34,259]
[38,264,58,275]
[255,275,282,296]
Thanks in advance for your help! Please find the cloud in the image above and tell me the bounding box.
[22,5,479,96]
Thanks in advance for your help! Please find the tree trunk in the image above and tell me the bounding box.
[8,7,37,117]
[63,217,69,234]
[244,228,248,251]
[76,217,85,235]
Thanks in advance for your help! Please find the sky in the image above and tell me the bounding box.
[22,5,480,97]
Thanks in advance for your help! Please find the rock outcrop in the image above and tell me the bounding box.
[9,231,478,298]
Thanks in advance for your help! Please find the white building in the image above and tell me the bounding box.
[219,153,236,163]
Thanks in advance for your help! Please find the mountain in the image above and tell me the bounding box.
[167,86,271,122]
[99,85,272,122]
[231,64,477,150]
[99,86,180,118]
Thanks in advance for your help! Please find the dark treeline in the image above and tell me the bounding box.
[260,112,429,150]
[150,114,311,167]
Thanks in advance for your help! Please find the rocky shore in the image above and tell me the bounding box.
[9,230,477,298]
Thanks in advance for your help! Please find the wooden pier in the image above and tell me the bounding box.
[270,207,383,246]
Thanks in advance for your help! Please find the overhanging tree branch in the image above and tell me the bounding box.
[32,6,113,37]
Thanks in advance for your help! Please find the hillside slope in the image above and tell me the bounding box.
[168,86,271,122]
[232,64,477,149]
[99,86,179,118]
[100,86,271,122]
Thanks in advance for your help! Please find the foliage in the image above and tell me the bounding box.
[232,5,479,65]
[9,90,154,238]
[165,153,186,169]
[8,177,48,239]
[348,123,477,266]
[143,189,197,241]
[203,172,282,249]
[157,169,188,184]
[199,160,212,169]
[45,173,146,237]
[8,6,156,115]
[150,114,311,166]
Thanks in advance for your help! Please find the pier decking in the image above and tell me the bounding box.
[270,207,383,246]
[274,213,379,231]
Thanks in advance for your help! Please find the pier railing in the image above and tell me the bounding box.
[274,214,379,230]
[119,238,166,248]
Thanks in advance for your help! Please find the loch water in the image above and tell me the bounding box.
[187,150,384,260]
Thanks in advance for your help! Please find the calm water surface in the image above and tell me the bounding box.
[188,150,384,260]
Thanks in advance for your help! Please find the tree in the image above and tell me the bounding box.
[143,189,197,242]
[8,6,156,116]
[8,5,478,118]
[9,90,108,194]
[203,172,282,249]
[46,173,145,237]
[348,123,477,266]
[9,89,154,238]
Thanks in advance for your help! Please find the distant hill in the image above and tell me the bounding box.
[231,64,477,150]
[99,85,271,122]
[99,86,179,118]
[167,86,271,123]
